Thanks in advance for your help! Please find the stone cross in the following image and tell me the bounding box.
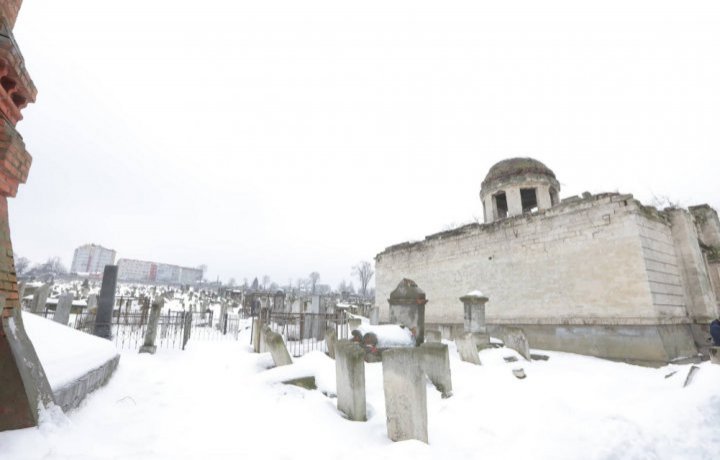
[382,348,428,443]
[139,297,164,354]
[93,265,118,339]
[335,340,366,421]
[53,293,74,326]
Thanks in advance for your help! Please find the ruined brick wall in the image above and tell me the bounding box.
[375,194,701,328]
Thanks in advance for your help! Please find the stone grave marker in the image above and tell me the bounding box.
[94,265,118,339]
[456,333,482,365]
[325,327,337,359]
[502,328,531,361]
[264,330,292,367]
[335,340,366,421]
[382,348,428,443]
[30,283,50,314]
[53,293,74,326]
[139,298,164,354]
[419,342,452,398]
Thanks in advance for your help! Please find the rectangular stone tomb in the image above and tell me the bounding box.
[382,348,428,443]
[335,340,366,421]
[419,343,452,398]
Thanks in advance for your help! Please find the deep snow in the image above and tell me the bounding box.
[1,320,718,460]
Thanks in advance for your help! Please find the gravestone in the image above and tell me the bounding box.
[264,330,292,367]
[460,292,491,349]
[335,340,366,421]
[53,293,74,326]
[710,347,720,365]
[252,318,262,353]
[86,294,98,311]
[369,307,379,325]
[419,342,452,398]
[382,348,428,443]
[18,282,26,304]
[182,311,192,350]
[93,265,118,339]
[259,325,271,353]
[456,333,482,365]
[348,318,362,330]
[388,279,427,346]
[30,283,50,314]
[139,298,164,354]
[325,328,337,359]
[503,328,531,361]
[425,330,442,343]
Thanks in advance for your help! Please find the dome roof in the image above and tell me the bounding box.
[482,157,556,188]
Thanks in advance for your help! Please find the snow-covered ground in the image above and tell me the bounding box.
[2,320,718,460]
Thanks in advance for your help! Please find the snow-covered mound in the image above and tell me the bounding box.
[355,324,415,347]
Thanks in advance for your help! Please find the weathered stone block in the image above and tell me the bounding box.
[94,265,118,340]
[419,342,452,398]
[139,298,163,354]
[265,330,292,367]
[503,327,531,361]
[335,340,366,421]
[53,293,73,326]
[325,328,337,359]
[425,330,442,343]
[455,333,482,365]
[252,318,261,353]
[382,348,428,443]
[29,283,49,314]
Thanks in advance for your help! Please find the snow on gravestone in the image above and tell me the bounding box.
[335,340,366,421]
[503,328,531,361]
[382,348,428,443]
[455,333,482,365]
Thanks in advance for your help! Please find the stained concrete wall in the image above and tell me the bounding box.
[53,355,120,412]
[375,194,712,363]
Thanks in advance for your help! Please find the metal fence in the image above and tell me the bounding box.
[263,311,350,357]
[35,308,241,350]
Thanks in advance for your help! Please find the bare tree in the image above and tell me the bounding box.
[309,272,320,294]
[352,261,374,298]
[14,256,30,276]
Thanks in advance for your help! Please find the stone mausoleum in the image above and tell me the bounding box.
[375,158,720,364]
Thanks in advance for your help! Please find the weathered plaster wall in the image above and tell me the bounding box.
[376,194,678,327]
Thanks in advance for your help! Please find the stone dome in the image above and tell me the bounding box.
[481,157,556,189]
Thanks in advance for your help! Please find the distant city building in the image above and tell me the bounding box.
[70,244,117,275]
[117,258,204,284]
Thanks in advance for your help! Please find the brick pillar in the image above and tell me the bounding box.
[0,0,55,431]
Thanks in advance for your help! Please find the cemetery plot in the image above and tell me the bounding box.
[262,311,350,357]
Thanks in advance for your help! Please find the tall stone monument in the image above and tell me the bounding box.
[94,265,118,339]
[0,0,56,431]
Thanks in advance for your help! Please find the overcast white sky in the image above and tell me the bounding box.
[9,0,720,288]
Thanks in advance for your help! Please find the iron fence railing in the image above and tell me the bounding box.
[262,311,349,357]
